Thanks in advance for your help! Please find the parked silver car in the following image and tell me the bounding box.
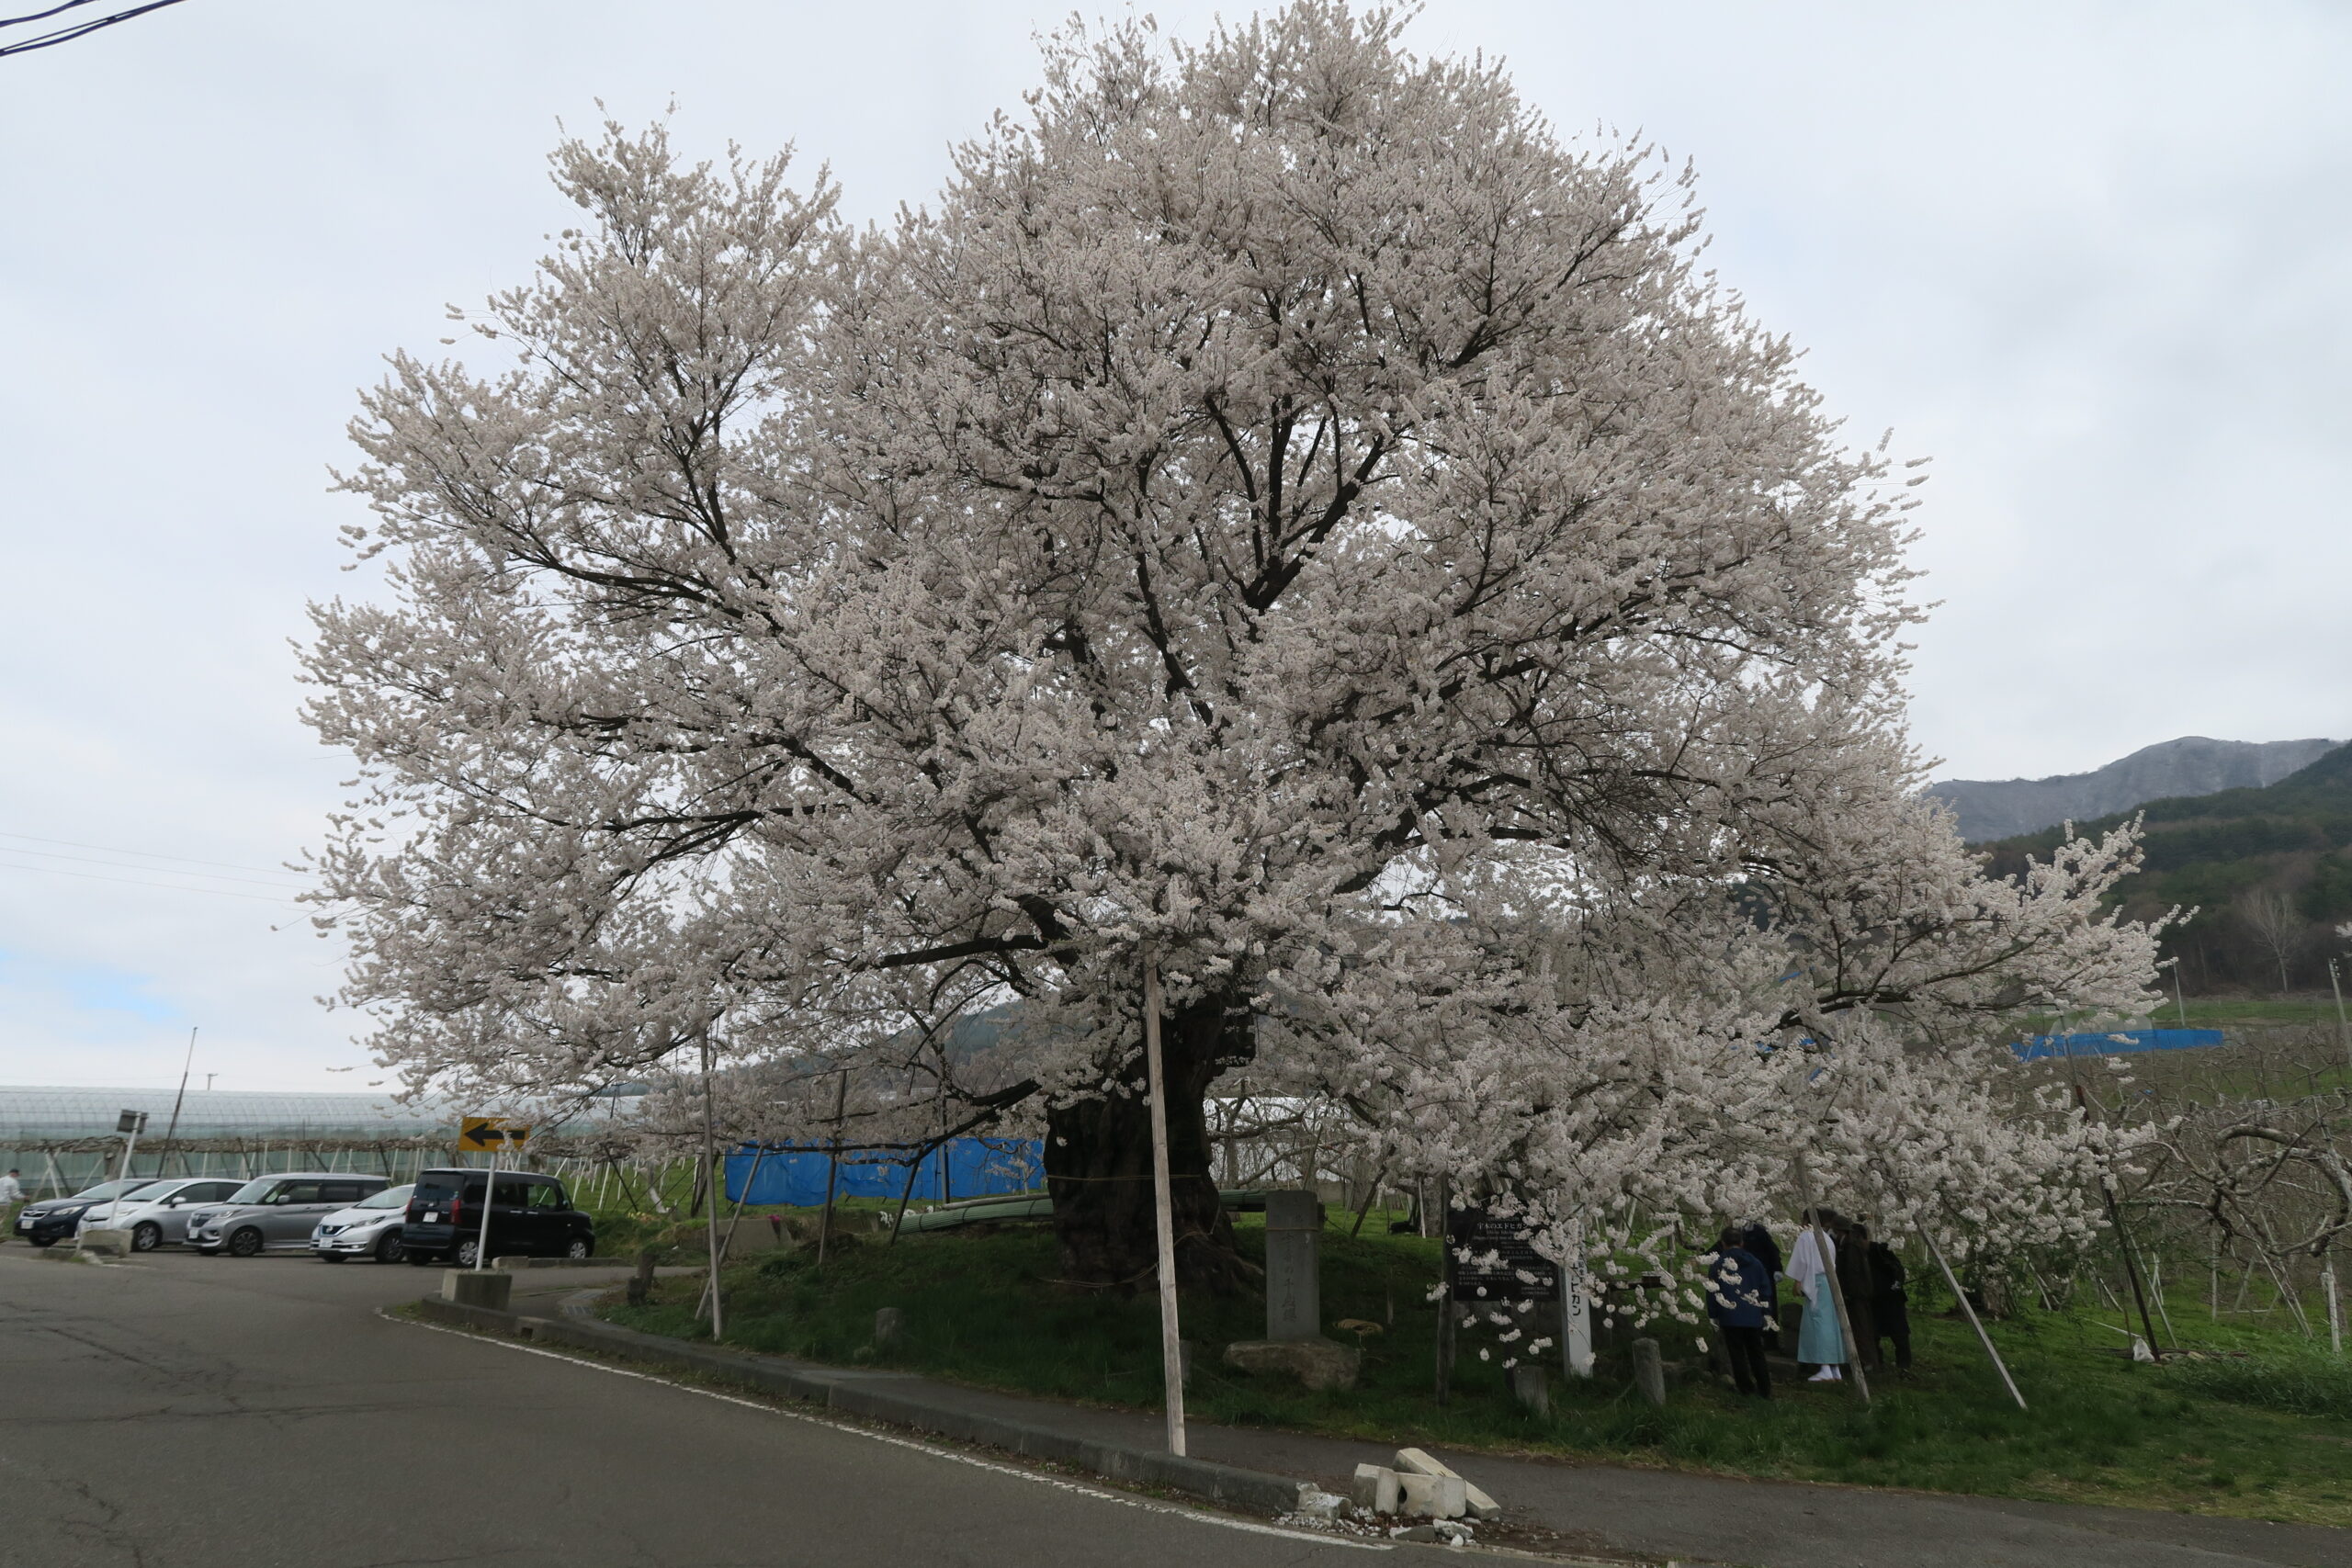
[74,1177,246,1251]
[186,1172,390,1258]
[311,1183,414,1263]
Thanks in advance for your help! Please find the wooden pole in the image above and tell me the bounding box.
[160,1029,196,1175]
[1434,1174,1455,1406]
[701,1030,725,1341]
[1792,1152,1869,1404]
[1142,957,1187,1456]
[817,1069,849,1274]
[2072,1083,2162,1352]
[1920,1222,2028,1410]
[701,1144,769,1321]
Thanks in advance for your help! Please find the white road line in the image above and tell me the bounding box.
[385,1308,1391,1553]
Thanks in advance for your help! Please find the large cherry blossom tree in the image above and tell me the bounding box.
[304,3,2165,1292]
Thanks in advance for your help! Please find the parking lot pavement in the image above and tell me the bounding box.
[0,1247,1390,1568]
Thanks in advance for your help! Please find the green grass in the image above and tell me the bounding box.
[596,1212,2352,1526]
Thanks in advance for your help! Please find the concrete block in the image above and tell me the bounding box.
[1295,1488,1347,1521]
[1510,1363,1550,1416]
[1352,1462,1400,1514]
[1220,1337,1360,1392]
[442,1269,514,1310]
[78,1228,132,1258]
[1632,1336,1666,1407]
[1393,1448,1499,1520]
[875,1306,904,1348]
[1397,1472,1466,1518]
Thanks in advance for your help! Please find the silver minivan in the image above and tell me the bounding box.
[186,1172,389,1258]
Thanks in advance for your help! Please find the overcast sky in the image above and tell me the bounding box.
[2,1,2346,1092]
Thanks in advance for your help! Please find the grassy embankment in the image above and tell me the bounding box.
[594,1205,2352,1526]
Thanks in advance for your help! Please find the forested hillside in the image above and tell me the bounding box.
[1978,743,2352,995]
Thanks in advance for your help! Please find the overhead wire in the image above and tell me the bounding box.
[0,856,302,902]
[0,0,188,59]
[0,844,307,890]
[0,829,302,879]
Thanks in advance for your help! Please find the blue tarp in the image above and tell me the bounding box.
[723,1136,1043,1206]
[2013,1028,2225,1062]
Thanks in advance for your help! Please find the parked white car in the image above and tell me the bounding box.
[74,1177,247,1251]
[311,1183,415,1263]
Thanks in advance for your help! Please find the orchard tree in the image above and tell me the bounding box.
[305,4,2165,1294]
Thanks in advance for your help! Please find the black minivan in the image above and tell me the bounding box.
[401,1168,594,1267]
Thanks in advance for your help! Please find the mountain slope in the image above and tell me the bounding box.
[1976,743,2352,993]
[1927,737,2339,843]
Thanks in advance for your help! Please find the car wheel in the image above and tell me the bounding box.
[375,1232,404,1265]
[455,1238,480,1268]
[565,1235,593,1260]
[226,1227,265,1258]
[131,1222,162,1252]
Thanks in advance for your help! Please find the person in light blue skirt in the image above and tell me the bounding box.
[1786,1213,1846,1381]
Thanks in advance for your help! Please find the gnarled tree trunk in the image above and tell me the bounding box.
[1043,988,1254,1294]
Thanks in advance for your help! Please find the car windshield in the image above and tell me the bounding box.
[223,1178,283,1205]
[354,1184,413,1210]
[68,1179,165,1203]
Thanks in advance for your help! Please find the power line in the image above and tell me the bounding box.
[0,856,301,903]
[0,829,306,879]
[0,844,309,890]
[0,0,189,60]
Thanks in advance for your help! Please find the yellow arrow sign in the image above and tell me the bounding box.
[457,1116,531,1152]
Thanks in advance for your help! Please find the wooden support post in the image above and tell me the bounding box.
[817,1071,848,1275]
[1792,1153,1869,1405]
[1143,957,1187,1457]
[701,1029,725,1341]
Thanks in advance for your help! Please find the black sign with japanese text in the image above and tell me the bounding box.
[1445,1205,1560,1303]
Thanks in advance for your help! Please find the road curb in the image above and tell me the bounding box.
[409,1296,1311,1517]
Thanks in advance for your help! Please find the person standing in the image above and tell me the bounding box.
[1707,1226,1773,1399]
[1788,1211,1846,1382]
[1740,1220,1785,1349]
[1867,1229,1913,1372]
[1838,1219,1882,1371]
[0,1168,22,1244]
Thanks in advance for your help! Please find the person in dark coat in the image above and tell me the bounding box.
[1836,1218,1881,1370]
[1707,1226,1774,1398]
[1738,1220,1785,1348]
[1867,1232,1913,1371]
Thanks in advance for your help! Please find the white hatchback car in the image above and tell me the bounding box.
[75,1177,247,1251]
[311,1183,415,1263]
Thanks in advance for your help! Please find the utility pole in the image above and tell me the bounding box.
[159,1027,197,1176]
[1143,955,1187,1456]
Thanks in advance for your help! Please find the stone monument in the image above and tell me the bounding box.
[1221,1189,1361,1391]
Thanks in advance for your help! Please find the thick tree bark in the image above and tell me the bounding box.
[1043,987,1255,1294]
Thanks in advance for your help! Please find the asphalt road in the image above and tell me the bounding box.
[0,1247,1396,1568]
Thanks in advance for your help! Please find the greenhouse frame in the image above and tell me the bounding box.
[0,1087,524,1195]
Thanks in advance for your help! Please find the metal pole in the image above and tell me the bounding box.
[114,1118,143,1186]
[159,1027,196,1176]
[473,1144,497,1270]
[1143,956,1187,1456]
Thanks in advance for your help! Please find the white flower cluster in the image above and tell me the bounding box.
[302,4,2166,1287]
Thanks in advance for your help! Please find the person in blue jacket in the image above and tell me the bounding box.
[1707,1225,1774,1399]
